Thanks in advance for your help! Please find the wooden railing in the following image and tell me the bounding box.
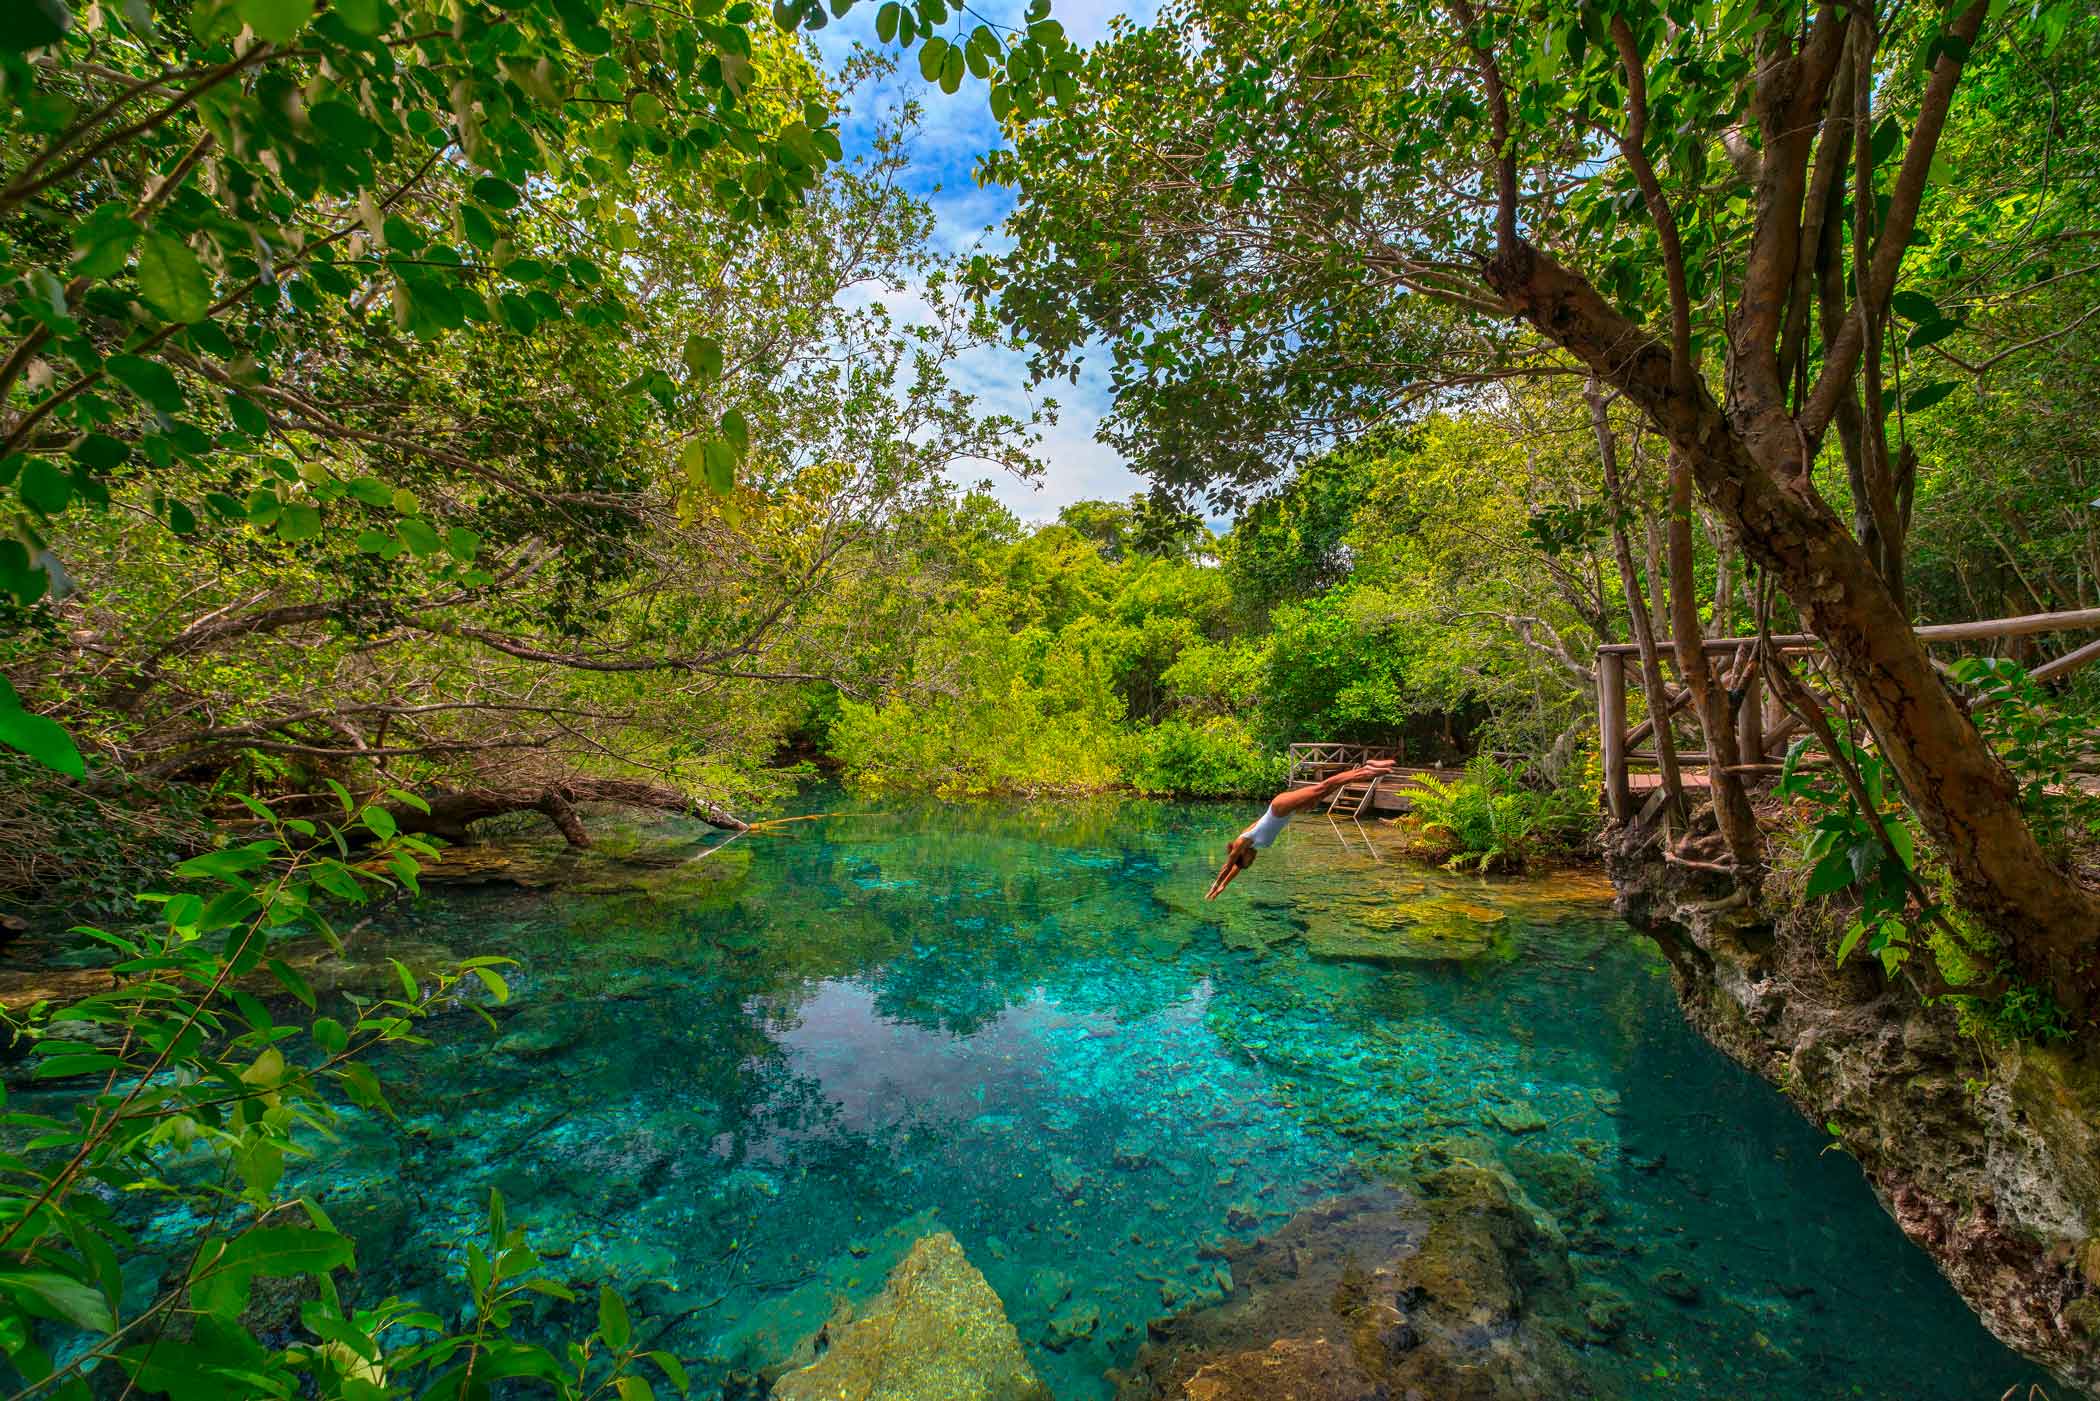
[1595,608,2100,831]
[1286,741,1405,786]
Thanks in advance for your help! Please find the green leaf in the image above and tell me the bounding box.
[598,1287,632,1350]
[1907,318,1962,351]
[875,0,898,40]
[192,1228,355,1321]
[236,0,316,42]
[135,233,212,323]
[360,805,398,840]
[470,966,510,1004]
[19,457,72,514]
[919,35,949,82]
[473,177,522,210]
[0,676,84,779]
[0,0,72,52]
[104,355,185,413]
[268,957,317,1009]
[173,843,274,879]
[646,1351,691,1396]
[719,408,749,452]
[616,1377,654,1401]
[1886,821,1917,870]
[1834,918,1867,966]
[333,0,388,33]
[1904,380,1958,412]
[1804,846,1858,900]
[683,334,724,381]
[702,439,735,494]
[445,526,482,562]
[940,43,964,93]
[277,502,323,541]
[397,517,442,556]
[225,393,271,437]
[0,1269,115,1333]
[1889,289,1940,323]
[71,204,141,279]
[340,1061,391,1115]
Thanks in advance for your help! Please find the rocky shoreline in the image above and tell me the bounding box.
[1611,844,2100,1397]
[768,1160,1610,1401]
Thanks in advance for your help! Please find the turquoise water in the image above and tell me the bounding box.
[264,794,2034,1396]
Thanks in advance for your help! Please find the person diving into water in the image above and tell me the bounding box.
[1205,758,1397,900]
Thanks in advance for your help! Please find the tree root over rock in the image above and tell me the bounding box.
[385,778,746,848]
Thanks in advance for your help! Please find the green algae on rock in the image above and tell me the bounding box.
[1116,1173,1595,1401]
[771,1231,1051,1401]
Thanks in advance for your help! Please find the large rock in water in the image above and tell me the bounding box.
[1115,1172,1594,1401]
[771,1231,1051,1401]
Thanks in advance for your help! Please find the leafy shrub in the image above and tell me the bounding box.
[1118,718,1284,797]
[0,757,212,924]
[1773,656,2098,989]
[1259,588,1420,744]
[0,791,687,1400]
[1948,656,2100,857]
[1773,735,1924,974]
[829,627,1125,797]
[1401,757,1590,872]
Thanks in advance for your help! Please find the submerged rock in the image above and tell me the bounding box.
[771,1231,1050,1401]
[1045,1299,1100,1350]
[1180,1337,1381,1401]
[1485,1101,1548,1134]
[1301,894,1514,965]
[492,1005,582,1060]
[1023,1267,1072,1312]
[1115,1174,1594,1401]
[1649,1266,1701,1305]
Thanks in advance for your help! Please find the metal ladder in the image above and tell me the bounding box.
[1326,777,1384,819]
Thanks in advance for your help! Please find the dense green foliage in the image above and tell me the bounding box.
[9,0,2100,1386]
[980,0,2100,1019]
[1402,757,1595,873]
[820,409,1626,801]
[0,0,1079,1391]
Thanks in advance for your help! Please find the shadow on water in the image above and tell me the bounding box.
[131,788,2046,1399]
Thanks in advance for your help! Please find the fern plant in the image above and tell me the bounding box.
[1405,757,1586,872]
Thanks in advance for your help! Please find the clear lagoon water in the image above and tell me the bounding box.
[205,792,2039,1396]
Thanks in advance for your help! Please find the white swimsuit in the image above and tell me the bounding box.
[1241,804,1291,849]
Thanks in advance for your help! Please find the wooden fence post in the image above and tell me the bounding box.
[1599,650,1631,821]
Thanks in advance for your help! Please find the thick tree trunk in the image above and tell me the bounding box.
[1487,240,2100,1011]
[389,779,747,847]
[1666,452,1764,882]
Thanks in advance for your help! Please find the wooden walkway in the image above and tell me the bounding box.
[1597,606,2100,844]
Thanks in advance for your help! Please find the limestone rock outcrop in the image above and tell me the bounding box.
[771,1231,1051,1401]
[1615,846,2100,1396]
[1116,1174,1594,1401]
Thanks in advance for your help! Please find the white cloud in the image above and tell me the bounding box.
[803,0,1158,517]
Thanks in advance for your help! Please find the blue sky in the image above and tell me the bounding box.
[804,0,1157,522]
